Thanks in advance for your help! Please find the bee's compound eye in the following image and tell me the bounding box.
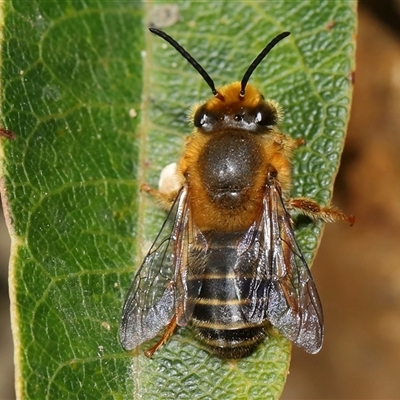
[193,105,206,127]
[255,104,278,127]
[193,105,217,131]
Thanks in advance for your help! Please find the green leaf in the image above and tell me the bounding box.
[0,1,356,399]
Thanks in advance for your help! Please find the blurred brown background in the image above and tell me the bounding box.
[1,2,400,399]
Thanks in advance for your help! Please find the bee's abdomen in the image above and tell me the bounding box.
[188,231,267,358]
[192,303,266,358]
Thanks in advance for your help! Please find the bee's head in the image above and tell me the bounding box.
[149,28,289,133]
[192,82,282,133]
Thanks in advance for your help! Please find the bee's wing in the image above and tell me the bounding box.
[237,182,323,354]
[264,183,323,353]
[119,187,192,351]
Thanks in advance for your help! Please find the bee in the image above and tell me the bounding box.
[120,28,354,359]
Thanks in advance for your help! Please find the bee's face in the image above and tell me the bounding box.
[192,82,282,134]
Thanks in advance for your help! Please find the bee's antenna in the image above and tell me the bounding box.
[149,28,218,96]
[240,32,291,98]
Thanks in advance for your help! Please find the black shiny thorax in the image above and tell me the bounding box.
[198,130,263,208]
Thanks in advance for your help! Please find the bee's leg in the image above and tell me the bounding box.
[292,137,306,148]
[144,315,177,358]
[287,197,355,226]
[141,162,183,210]
[273,134,305,154]
[140,183,178,210]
